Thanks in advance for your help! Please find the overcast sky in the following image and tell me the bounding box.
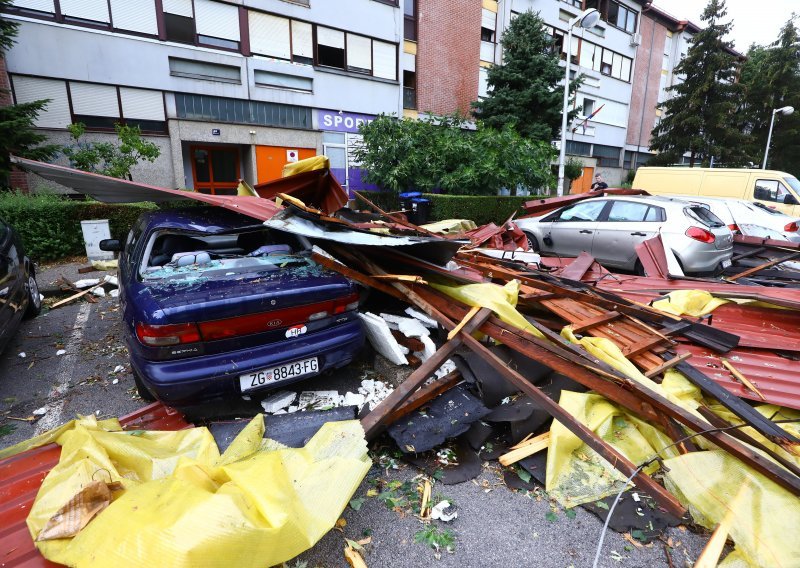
[650,0,797,52]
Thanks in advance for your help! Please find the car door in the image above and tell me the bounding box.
[591,200,664,270]
[542,200,608,257]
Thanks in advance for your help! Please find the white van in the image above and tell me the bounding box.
[632,167,800,216]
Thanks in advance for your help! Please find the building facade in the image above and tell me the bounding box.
[4,0,403,194]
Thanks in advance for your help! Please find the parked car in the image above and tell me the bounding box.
[0,218,41,355]
[516,196,733,274]
[671,195,800,243]
[101,207,364,406]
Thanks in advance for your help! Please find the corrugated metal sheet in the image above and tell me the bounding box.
[0,403,190,568]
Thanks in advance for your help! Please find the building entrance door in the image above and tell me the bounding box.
[191,146,240,195]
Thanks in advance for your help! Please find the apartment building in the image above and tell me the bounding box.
[3,0,403,194]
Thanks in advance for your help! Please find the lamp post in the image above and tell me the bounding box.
[762,105,794,170]
[556,8,600,196]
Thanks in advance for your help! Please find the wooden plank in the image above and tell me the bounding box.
[623,336,669,358]
[385,371,462,425]
[643,353,692,378]
[727,252,800,281]
[721,359,767,401]
[447,305,481,340]
[499,432,550,466]
[560,252,597,281]
[50,283,104,309]
[571,311,622,333]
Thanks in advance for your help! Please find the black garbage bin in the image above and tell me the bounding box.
[410,197,432,225]
[399,191,422,219]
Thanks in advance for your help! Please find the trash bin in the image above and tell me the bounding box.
[410,197,432,225]
[399,191,422,218]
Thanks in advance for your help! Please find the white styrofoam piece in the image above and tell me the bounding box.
[416,335,437,362]
[297,390,340,410]
[260,390,297,413]
[109,289,120,298]
[434,359,457,379]
[74,278,100,288]
[473,248,541,264]
[91,287,106,297]
[398,318,430,338]
[103,275,119,286]
[404,307,438,328]
[342,392,366,408]
[358,312,408,365]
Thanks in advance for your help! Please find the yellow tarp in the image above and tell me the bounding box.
[282,155,330,178]
[651,289,729,317]
[420,219,478,234]
[28,415,371,568]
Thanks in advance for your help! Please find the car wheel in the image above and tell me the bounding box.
[525,232,540,252]
[133,369,156,402]
[24,270,42,318]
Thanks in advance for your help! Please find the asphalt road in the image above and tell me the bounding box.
[0,260,711,568]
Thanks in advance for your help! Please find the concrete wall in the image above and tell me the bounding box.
[416,0,482,115]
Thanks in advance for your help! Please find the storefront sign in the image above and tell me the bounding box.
[318,110,375,133]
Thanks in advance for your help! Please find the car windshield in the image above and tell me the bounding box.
[684,206,725,228]
[141,229,314,284]
[784,176,800,194]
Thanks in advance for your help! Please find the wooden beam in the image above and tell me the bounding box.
[447,305,481,340]
[721,359,767,401]
[385,371,462,425]
[499,432,550,466]
[727,252,800,281]
[623,336,669,358]
[643,353,692,378]
[571,311,622,333]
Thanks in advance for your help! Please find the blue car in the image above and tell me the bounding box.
[101,207,364,406]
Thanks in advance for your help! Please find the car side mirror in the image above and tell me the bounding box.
[99,239,122,252]
[784,194,799,205]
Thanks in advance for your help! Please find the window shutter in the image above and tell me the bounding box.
[346,34,372,71]
[70,83,120,117]
[478,67,489,98]
[162,0,192,17]
[110,0,157,34]
[194,0,240,41]
[317,27,344,49]
[249,11,290,59]
[481,8,496,30]
[11,0,54,12]
[59,0,109,22]
[292,21,313,59]
[372,41,396,81]
[120,88,164,121]
[12,76,71,128]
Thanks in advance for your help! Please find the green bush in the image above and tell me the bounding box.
[0,191,155,261]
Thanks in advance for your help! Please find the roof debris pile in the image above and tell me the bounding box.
[6,157,800,567]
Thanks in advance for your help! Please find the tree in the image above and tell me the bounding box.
[0,2,59,186]
[471,10,581,141]
[61,122,161,180]
[738,16,800,174]
[353,114,555,195]
[649,0,747,167]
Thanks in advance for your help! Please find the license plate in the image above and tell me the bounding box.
[722,259,732,268]
[239,357,319,393]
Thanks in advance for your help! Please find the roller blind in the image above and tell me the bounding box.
[249,11,290,59]
[12,76,71,129]
[481,8,496,30]
[110,0,157,34]
[60,0,109,22]
[195,0,240,41]
[70,82,120,117]
[162,0,192,17]
[120,88,164,121]
[317,27,344,49]
[12,0,54,12]
[372,41,396,81]
[346,34,372,71]
[292,21,313,59]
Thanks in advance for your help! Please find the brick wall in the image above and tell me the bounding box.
[416,0,482,116]
[0,54,30,191]
[626,13,666,150]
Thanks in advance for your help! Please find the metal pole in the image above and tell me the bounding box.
[556,25,573,197]
[763,110,777,170]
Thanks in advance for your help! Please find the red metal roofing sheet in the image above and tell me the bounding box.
[0,403,190,568]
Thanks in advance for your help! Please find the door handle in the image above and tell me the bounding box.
[579,230,593,234]
[630,232,647,236]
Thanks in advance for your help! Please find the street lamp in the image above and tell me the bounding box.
[556,8,600,196]
[762,105,794,170]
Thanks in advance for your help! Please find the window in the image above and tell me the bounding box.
[254,70,312,92]
[566,140,591,156]
[372,41,397,80]
[481,8,496,42]
[586,0,637,33]
[478,67,489,98]
[163,0,194,44]
[10,0,54,14]
[346,33,372,74]
[249,12,291,60]
[11,76,71,128]
[70,82,120,129]
[481,27,494,42]
[607,201,653,222]
[195,0,240,50]
[292,21,313,65]
[592,144,621,167]
[317,27,345,69]
[169,58,241,83]
[583,98,595,116]
[403,70,416,109]
[60,0,109,24]
[754,180,793,203]
[110,0,157,34]
[555,200,607,222]
[578,39,632,81]
[175,93,312,129]
[685,206,725,228]
[120,87,166,132]
[623,151,651,170]
[404,0,416,41]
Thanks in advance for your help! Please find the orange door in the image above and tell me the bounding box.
[569,166,594,194]
[256,146,316,184]
[191,146,241,195]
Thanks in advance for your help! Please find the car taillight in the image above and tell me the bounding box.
[785,221,799,232]
[136,322,201,346]
[685,226,715,243]
[333,293,360,315]
[727,224,740,233]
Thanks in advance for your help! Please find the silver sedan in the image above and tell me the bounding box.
[515,196,733,274]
